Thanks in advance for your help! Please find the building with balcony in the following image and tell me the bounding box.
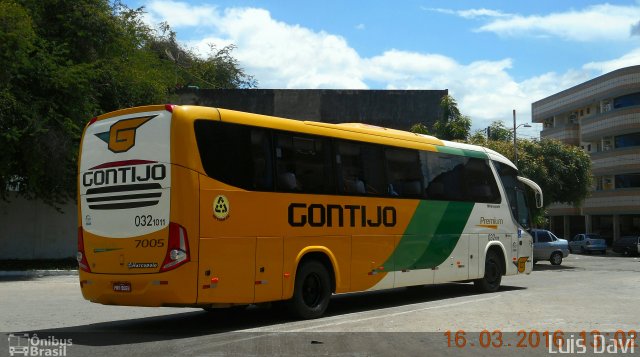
[532,66,640,243]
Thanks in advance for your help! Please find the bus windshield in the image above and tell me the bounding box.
[493,161,541,230]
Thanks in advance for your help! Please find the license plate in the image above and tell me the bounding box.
[112,282,132,292]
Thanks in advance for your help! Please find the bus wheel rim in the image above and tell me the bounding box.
[302,273,322,307]
[488,262,499,287]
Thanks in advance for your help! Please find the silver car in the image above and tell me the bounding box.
[569,233,607,254]
[531,229,570,265]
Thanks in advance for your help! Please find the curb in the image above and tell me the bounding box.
[0,270,78,277]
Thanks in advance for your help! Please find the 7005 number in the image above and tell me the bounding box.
[134,215,166,227]
[135,239,165,248]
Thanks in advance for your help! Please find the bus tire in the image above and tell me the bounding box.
[289,260,331,319]
[474,250,502,293]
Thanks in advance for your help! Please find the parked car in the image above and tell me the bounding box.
[531,229,570,265]
[569,233,607,254]
[612,236,640,256]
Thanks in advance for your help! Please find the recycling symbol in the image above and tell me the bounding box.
[213,195,230,220]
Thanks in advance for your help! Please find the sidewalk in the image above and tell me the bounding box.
[0,269,78,277]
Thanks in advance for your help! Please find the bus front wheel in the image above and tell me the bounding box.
[289,260,331,319]
[474,250,502,293]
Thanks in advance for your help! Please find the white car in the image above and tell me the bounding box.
[569,234,607,255]
[531,229,570,265]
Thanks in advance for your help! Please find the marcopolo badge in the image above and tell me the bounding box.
[213,195,230,220]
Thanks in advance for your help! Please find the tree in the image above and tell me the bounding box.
[409,123,430,135]
[431,95,470,140]
[0,0,255,206]
[517,139,592,208]
[488,120,512,142]
[149,22,256,89]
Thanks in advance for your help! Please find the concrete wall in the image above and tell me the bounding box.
[0,197,77,259]
[176,89,448,130]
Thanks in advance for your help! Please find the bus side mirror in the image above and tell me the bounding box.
[517,176,543,208]
[534,191,543,209]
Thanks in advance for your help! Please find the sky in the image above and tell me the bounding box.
[123,0,640,139]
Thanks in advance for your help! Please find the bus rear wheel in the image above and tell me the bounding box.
[474,250,502,293]
[289,260,331,319]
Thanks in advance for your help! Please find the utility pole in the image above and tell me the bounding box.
[512,109,531,167]
[513,109,517,166]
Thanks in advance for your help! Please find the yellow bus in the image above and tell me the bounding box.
[77,104,542,319]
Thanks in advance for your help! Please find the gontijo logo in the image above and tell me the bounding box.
[95,115,155,153]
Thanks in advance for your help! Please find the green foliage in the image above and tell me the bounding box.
[431,95,470,140]
[409,122,430,135]
[0,0,255,206]
[468,129,488,144]
[469,120,512,144]
[488,120,512,142]
[433,114,471,141]
[517,139,592,207]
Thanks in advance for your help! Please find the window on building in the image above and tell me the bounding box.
[615,174,640,189]
[615,132,640,149]
[614,92,640,109]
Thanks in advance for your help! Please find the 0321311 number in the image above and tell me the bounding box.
[134,215,166,227]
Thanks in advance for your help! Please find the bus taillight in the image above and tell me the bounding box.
[160,222,190,272]
[77,227,91,273]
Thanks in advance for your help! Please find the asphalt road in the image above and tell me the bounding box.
[1,253,639,356]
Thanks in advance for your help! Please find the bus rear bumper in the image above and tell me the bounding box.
[78,263,197,307]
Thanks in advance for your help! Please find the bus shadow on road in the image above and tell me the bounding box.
[14,283,525,347]
[531,264,578,272]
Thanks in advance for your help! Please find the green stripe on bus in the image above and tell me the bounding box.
[382,200,474,271]
[436,146,487,159]
[413,201,474,269]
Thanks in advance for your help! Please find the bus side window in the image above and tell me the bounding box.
[275,132,333,194]
[250,129,273,190]
[385,147,423,198]
[421,153,499,203]
[194,120,270,191]
[336,141,363,195]
[336,140,387,196]
[464,158,500,203]
[423,154,465,201]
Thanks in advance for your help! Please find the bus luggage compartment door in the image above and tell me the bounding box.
[197,237,256,304]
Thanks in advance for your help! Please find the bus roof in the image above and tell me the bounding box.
[210,107,513,163]
[90,104,517,168]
